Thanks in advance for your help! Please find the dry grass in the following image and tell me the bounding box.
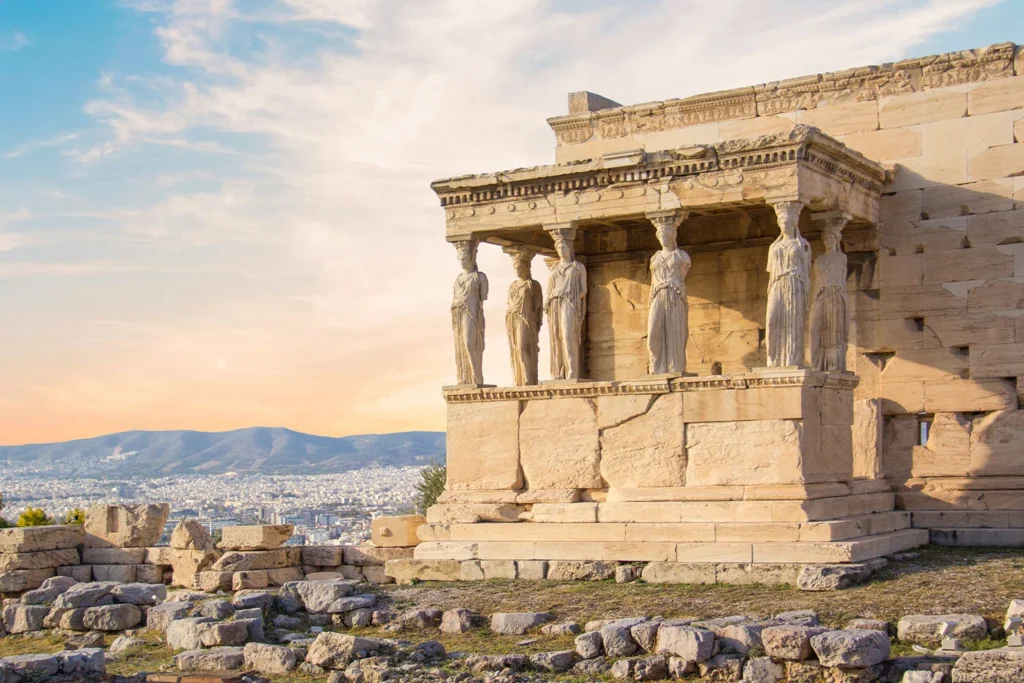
[378,547,1024,628]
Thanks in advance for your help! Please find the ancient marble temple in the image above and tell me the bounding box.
[420,43,1024,580]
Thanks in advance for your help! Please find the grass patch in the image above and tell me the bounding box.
[0,633,65,658]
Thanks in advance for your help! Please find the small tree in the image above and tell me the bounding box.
[0,492,7,528]
[414,463,446,514]
[63,508,86,525]
[16,507,54,527]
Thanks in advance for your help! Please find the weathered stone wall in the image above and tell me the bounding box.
[552,43,1024,537]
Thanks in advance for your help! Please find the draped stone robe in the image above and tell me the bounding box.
[766,235,811,367]
[810,249,849,372]
[506,278,543,385]
[648,248,691,374]
[546,261,587,380]
[451,270,488,385]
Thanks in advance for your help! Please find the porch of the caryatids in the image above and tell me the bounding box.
[645,209,691,375]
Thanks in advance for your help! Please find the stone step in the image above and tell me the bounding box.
[444,511,910,545]
[929,528,1024,546]
[414,528,928,564]
[912,510,1024,528]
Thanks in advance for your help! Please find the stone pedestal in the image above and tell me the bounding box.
[427,371,926,573]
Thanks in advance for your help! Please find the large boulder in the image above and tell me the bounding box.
[20,576,78,605]
[810,629,890,667]
[897,614,988,645]
[84,503,169,548]
[490,612,552,635]
[2,605,49,633]
[111,582,167,606]
[600,621,640,657]
[56,648,105,675]
[147,602,192,632]
[329,595,377,614]
[167,617,216,650]
[174,647,245,672]
[220,525,294,551]
[199,621,249,647]
[306,633,395,669]
[952,647,1024,682]
[53,583,116,609]
[441,608,485,634]
[576,631,603,659]
[244,642,298,675]
[655,625,715,662]
[762,625,830,660]
[295,580,355,613]
[82,604,142,631]
[170,520,217,551]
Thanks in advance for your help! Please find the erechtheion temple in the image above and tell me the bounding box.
[414,42,1024,583]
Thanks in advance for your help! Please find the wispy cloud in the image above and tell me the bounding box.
[0,32,31,53]
[4,133,78,160]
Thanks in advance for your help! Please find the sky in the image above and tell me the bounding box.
[0,0,1020,446]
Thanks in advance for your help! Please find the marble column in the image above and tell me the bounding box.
[810,212,851,373]
[646,209,691,375]
[450,239,488,385]
[544,223,587,380]
[503,246,543,386]
[765,201,811,368]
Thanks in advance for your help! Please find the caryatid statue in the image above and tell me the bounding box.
[765,201,811,368]
[450,239,488,385]
[504,247,543,386]
[545,224,587,380]
[810,214,850,372]
[646,210,691,374]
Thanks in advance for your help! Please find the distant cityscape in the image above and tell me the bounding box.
[0,467,426,545]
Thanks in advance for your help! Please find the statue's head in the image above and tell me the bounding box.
[823,229,840,252]
[774,201,802,239]
[656,223,678,251]
[554,236,574,263]
[513,251,533,280]
[454,240,477,271]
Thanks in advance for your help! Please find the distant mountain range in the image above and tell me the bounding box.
[0,428,446,477]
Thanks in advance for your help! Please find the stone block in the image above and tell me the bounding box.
[966,208,1024,246]
[343,545,413,566]
[598,502,680,523]
[0,525,84,553]
[879,89,966,129]
[233,570,269,591]
[219,525,293,551]
[426,503,524,524]
[384,559,461,583]
[170,520,216,551]
[0,548,79,572]
[952,648,1024,682]
[446,400,522,491]
[529,503,597,523]
[82,604,142,631]
[924,378,1016,412]
[81,547,146,565]
[840,127,922,161]
[641,562,716,584]
[685,420,805,486]
[211,548,300,571]
[197,571,233,593]
[2,604,49,633]
[970,342,1024,379]
[623,523,715,543]
[91,564,136,583]
[520,397,602,489]
[810,629,889,667]
[969,75,1024,116]
[897,614,987,645]
[682,386,803,423]
[371,515,425,547]
[921,179,1014,220]
[266,566,303,585]
[600,393,684,488]
[301,546,344,566]
[971,410,1024,475]
[56,565,92,582]
[175,647,246,672]
[969,143,1024,182]
[852,398,883,479]
[84,504,169,548]
[797,100,878,136]
[677,543,752,563]
[491,611,552,635]
[515,560,547,580]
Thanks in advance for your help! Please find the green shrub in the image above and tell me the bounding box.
[414,463,446,514]
[16,507,54,527]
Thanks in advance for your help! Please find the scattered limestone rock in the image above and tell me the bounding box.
[329,594,377,614]
[576,631,604,659]
[441,607,485,634]
[744,656,784,683]
[952,647,1024,682]
[243,642,299,674]
[762,625,830,660]
[810,629,890,667]
[774,609,819,626]
[232,589,275,612]
[166,617,216,650]
[530,650,577,673]
[601,621,640,657]
[20,576,77,605]
[85,503,169,548]
[2,604,49,633]
[147,601,192,632]
[655,625,715,662]
[547,560,616,581]
[612,655,669,681]
[170,519,217,551]
[111,582,167,605]
[490,611,552,635]
[542,621,581,636]
[306,632,395,669]
[897,614,988,645]
[200,599,235,620]
[109,635,148,654]
[175,646,245,672]
[296,580,355,613]
[464,654,529,672]
[82,603,142,631]
[797,563,874,591]
[385,558,461,583]
[199,620,249,647]
[848,618,890,633]
[698,653,745,681]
